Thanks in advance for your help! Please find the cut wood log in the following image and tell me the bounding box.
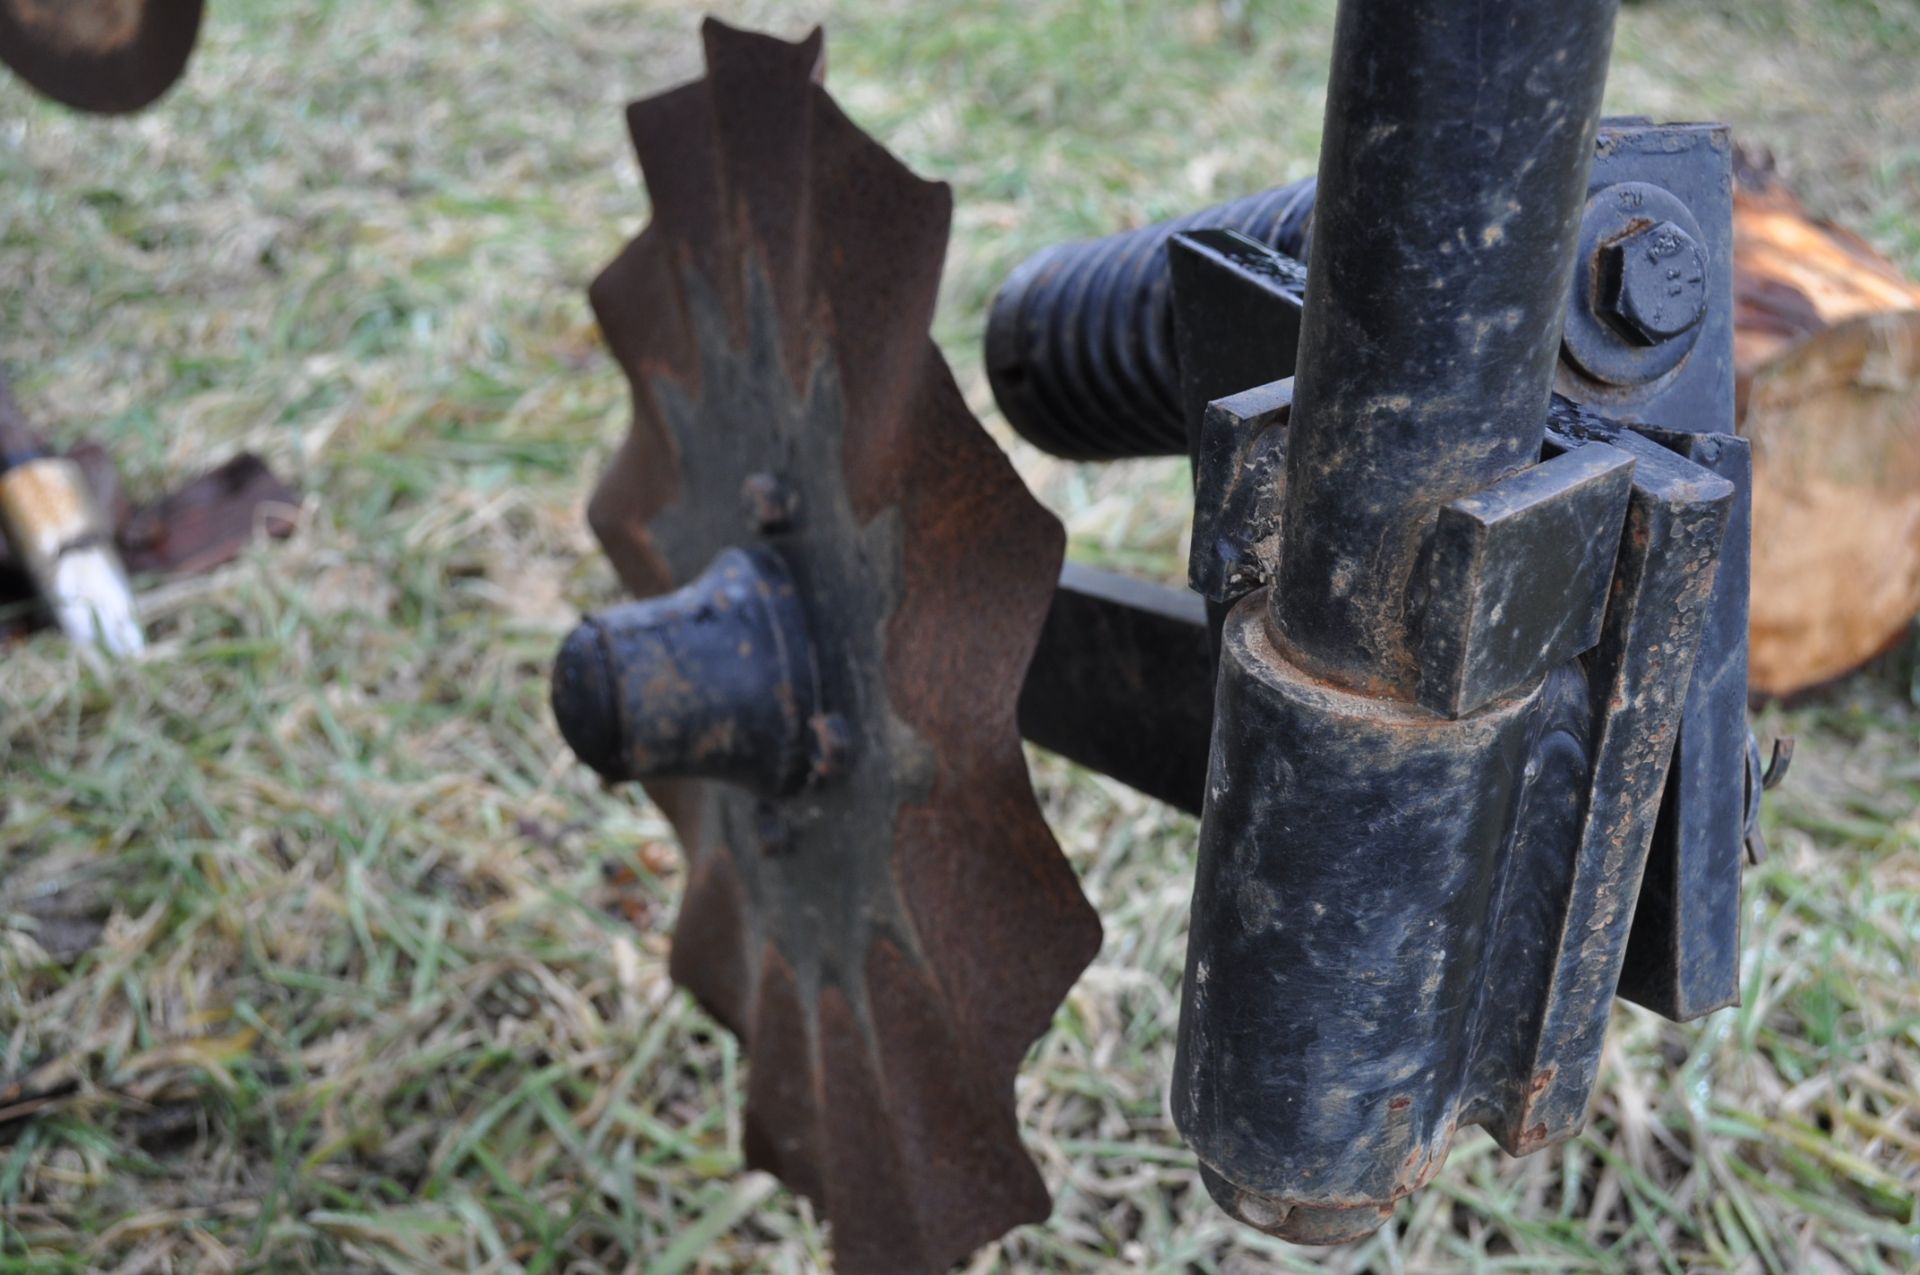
[1734,150,1920,697]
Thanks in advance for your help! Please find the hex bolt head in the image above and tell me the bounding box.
[740,471,799,534]
[1599,220,1708,344]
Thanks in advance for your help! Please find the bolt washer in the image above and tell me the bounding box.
[1561,180,1709,388]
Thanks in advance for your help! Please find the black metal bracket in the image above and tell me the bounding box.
[1001,124,1758,1024]
[992,0,1769,1244]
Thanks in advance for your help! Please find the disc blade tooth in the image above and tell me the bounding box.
[588,229,686,393]
[805,105,953,496]
[667,840,757,1040]
[886,366,1100,1077]
[860,935,1053,1266]
[585,425,676,600]
[624,78,732,317]
[741,947,825,1205]
[894,797,1100,1079]
[700,20,821,378]
[587,232,688,597]
[885,359,1066,751]
[814,981,930,1275]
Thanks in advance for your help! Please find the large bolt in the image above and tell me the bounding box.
[1598,220,1708,344]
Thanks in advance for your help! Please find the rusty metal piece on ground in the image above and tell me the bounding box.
[116,452,298,576]
[556,21,1099,1274]
[0,0,203,113]
[0,368,143,655]
[0,442,297,645]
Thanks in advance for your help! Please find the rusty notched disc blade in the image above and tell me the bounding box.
[0,0,202,113]
[585,20,1100,1275]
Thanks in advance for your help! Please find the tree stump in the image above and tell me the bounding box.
[1734,152,1920,696]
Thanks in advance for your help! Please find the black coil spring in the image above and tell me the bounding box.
[986,180,1317,460]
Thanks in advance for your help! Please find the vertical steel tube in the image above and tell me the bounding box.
[1175,0,1625,1242]
[1273,0,1620,696]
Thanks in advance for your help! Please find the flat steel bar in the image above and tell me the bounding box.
[1017,563,1214,814]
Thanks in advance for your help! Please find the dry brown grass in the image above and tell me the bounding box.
[1,1,1916,1271]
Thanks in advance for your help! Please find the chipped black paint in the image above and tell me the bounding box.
[1175,597,1549,1242]
[985,123,1737,472]
[1173,422,1733,1236]
[1274,0,1621,697]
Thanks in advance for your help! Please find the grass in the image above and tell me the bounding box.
[1,0,1917,1270]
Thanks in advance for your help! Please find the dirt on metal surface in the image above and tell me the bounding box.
[583,21,1099,1275]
